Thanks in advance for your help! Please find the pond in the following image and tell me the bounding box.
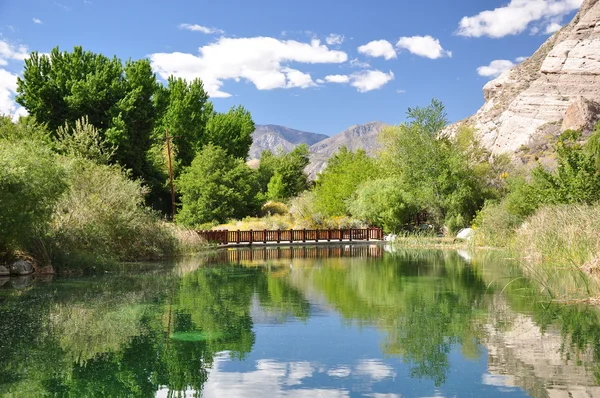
[1,244,600,397]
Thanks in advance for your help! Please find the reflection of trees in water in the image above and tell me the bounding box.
[0,266,310,397]
[290,249,490,386]
[3,251,600,395]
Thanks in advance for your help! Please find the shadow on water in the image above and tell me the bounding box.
[1,245,600,396]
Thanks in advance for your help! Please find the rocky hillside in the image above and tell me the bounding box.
[249,125,328,159]
[306,121,389,178]
[447,0,600,158]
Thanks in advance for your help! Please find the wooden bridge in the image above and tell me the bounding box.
[196,228,384,246]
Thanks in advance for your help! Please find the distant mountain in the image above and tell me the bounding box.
[249,125,328,159]
[306,121,389,178]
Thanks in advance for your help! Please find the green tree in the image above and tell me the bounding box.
[152,76,212,170]
[313,146,377,216]
[257,144,310,201]
[266,172,286,201]
[378,100,490,231]
[177,144,261,226]
[16,47,157,181]
[204,106,254,159]
[347,178,418,233]
[55,116,116,164]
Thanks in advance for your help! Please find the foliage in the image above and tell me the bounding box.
[50,158,178,266]
[16,47,157,181]
[377,100,496,232]
[152,76,212,170]
[347,178,418,233]
[177,144,261,226]
[204,106,254,159]
[257,145,310,201]
[0,139,67,255]
[55,116,116,164]
[313,146,377,216]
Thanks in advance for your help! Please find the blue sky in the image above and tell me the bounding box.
[0,0,583,135]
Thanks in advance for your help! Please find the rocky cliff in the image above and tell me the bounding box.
[449,0,600,156]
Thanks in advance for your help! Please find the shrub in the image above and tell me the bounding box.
[260,201,289,217]
[49,158,177,266]
[0,139,67,257]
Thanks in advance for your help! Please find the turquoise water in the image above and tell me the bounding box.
[1,245,600,397]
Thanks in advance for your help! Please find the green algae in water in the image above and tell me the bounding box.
[169,331,224,341]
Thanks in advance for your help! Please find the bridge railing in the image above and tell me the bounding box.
[195,228,384,245]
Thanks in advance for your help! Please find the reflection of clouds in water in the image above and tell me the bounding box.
[355,359,396,381]
[201,353,348,398]
[327,366,351,378]
[157,354,400,397]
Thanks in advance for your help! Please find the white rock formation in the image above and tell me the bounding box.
[449,0,600,155]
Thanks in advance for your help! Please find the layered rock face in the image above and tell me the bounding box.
[452,0,600,155]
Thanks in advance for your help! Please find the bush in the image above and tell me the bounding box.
[49,158,177,266]
[472,200,523,247]
[260,201,289,217]
[0,139,67,257]
[515,204,600,268]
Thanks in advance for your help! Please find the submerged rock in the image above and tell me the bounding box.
[0,265,9,276]
[10,260,34,276]
[0,277,9,287]
[10,275,33,289]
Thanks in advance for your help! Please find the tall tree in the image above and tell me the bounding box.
[204,106,254,159]
[16,47,157,180]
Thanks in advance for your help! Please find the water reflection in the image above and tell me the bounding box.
[1,246,600,397]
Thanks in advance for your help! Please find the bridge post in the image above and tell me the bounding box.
[249,229,253,245]
[276,229,280,243]
[349,229,353,242]
[327,229,331,242]
[302,228,306,243]
[236,230,240,244]
[263,229,267,244]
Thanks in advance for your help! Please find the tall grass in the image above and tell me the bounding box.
[515,204,600,268]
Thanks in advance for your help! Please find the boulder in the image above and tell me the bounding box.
[561,97,600,133]
[10,260,33,276]
[456,228,474,241]
[0,265,9,276]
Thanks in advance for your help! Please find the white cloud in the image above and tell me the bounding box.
[326,34,344,46]
[456,0,582,38]
[179,23,224,34]
[349,58,371,68]
[325,74,350,84]
[515,56,528,62]
[396,89,406,94]
[477,59,515,77]
[357,40,397,60]
[0,69,27,120]
[0,40,29,65]
[33,18,42,24]
[350,70,394,92]
[396,35,451,59]
[544,22,563,33]
[150,37,347,98]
